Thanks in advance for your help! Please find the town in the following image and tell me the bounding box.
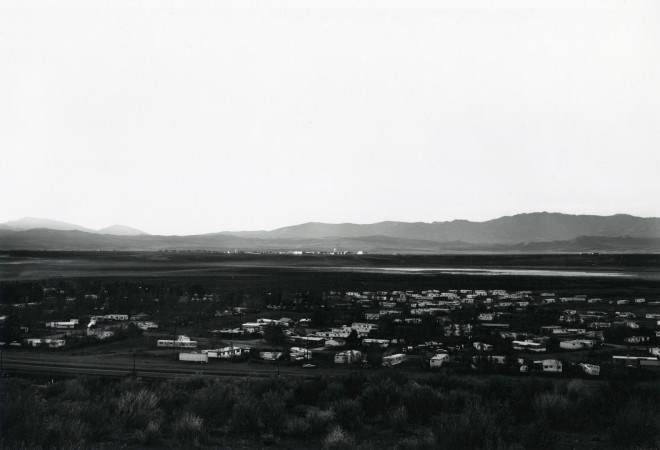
[2,283,660,380]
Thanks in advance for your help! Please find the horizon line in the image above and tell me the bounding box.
[2,211,659,237]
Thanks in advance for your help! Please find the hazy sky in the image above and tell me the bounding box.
[1,0,659,235]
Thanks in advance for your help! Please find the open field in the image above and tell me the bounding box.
[2,252,660,298]
[2,251,660,280]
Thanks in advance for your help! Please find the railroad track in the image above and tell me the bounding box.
[0,354,318,380]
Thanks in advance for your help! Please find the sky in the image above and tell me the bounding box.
[1,0,659,235]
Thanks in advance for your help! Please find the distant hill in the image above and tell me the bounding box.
[230,213,660,244]
[0,217,149,236]
[1,217,97,233]
[96,224,149,236]
[1,213,659,253]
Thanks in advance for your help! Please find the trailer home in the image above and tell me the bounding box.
[430,353,450,368]
[382,353,406,367]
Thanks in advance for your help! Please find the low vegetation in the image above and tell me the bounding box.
[3,373,659,449]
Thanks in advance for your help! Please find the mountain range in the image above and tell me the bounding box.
[1,213,660,253]
[0,218,149,236]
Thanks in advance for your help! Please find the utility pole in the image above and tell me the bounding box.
[133,351,137,377]
[172,319,178,361]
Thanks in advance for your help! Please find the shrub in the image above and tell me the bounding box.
[395,431,437,450]
[320,381,347,406]
[323,426,356,450]
[5,382,45,446]
[80,400,114,438]
[115,389,162,430]
[532,392,569,429]
[60,379,90,402]
[259,390,287,434]
[388,405,408,431]
[295,377,326,405]
[609,399,660,448]
[331,398,363,431]
[42,415,90,449]
[341,372,367,399]
[359,377,401,419]
[305,406,336,435]
[518,420,556,450]
[189,382,239,427]
[401,383,442,422]
[174,412,205,442]
[284,415,310,437]
[135,419,162,446]
[433,400,506,449]
[231,396,261,435]
[158,383,191,416]
[171,375,208,392]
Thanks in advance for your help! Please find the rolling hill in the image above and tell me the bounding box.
[1,213,659,253]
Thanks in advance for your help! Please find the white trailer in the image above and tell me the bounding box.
[473,342,493,351]
[536,359,562,373]
[334,350,362,364]
[430,353,449,369]
[559,340,586,350]
[579,363,600,376]
[179,352,208,363]
[382,353,406,367]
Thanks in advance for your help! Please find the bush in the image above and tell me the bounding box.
[359,377,401,419]
[60,378,90,402]
[284,415,310,437]
[42,416,90,449]
[5,382,45,447]
[174,412,205,443]
[433,400,507,449]
[332,398,363,431]
[401,383,442,422]
[231,396,261,435]
[305,406,335,435]
[323,426,356,450]
[520,420,556,450]
[395,431,437,450]
[259,390,287,434]
[532,392,569,429]
[609,399,660,448]
[115,389,162,430]
[341,372,367,399]
[295,377,326,405]
[135,419,162,446]
[80,400,114,438]
[388,405,408,431]
[189,382,239,427]
[320,381,347,406]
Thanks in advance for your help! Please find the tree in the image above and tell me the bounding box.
[346,330,359,350]
[264,324,287,347]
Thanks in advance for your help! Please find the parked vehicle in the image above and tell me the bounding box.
[179,352,208,363]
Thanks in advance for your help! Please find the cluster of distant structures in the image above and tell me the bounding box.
[174,288,660,375]
[2,286,660,378]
